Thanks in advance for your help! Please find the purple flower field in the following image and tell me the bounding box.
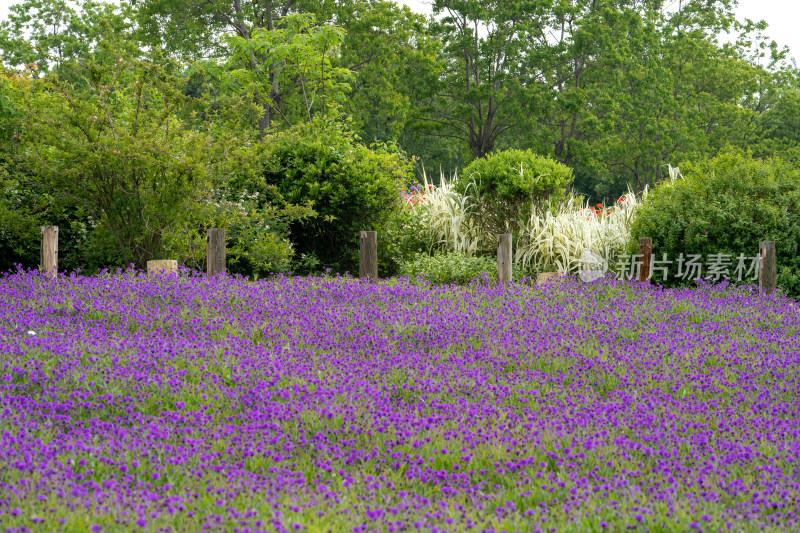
[1,269,799,532]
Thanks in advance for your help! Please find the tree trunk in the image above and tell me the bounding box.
[259,102,271,138]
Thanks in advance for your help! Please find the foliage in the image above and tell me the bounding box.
[3,0,800,276]
[411,169,482,256]
[217,13,353,130]
[0,168,46,271]
[134,0,326,59]
[399,251,496,285]
[0,0,134,75]
[136,0,345,134]
[630,152,800,297]
[13,50,216,268]
[0,68,34,269]
[0,64,97,272]
[516,190,644,276]
[0,167,115,273]
[260,119,413,272]
[415,0,552,159]
[376,199,429,277]
[166,184,315,278]
[375,170,484,277]
[457,149,573,244]
[407,0,797,200]
[400,165,634,278]
[339,1,438,146]
[4,47,310,276]
[558,3,788,200]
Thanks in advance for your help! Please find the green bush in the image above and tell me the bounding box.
[377,201,430,277]
[399,252,497,285]
[163,183,315,279]
[630,152,800,297]
[261,120,413,273]
[456,149,573,244]
[0,53,313,277]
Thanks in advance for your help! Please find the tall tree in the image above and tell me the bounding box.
[13,48,221,267]
[218,13,353,128]
[417,0,794,198]
[415,0,557,160]
[548,0,789,197]
[0,0,134,74]
[135,0,339,134]
[338,1,438,145]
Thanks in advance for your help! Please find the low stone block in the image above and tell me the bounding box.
[147,260,178,276]
[536,272,566,285]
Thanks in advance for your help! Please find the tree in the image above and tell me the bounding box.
[0,65,40,271]
[414,0,556,160]
[0,0,134,74]
[136,0,336,135]
[630,151,800,297]
[217,13,353,128]
[556,1,782,198]
[543,1,799,199]
[410,0,796,200]
[13,49,223,268]
[260,119,414,272]
[339,1,438,145]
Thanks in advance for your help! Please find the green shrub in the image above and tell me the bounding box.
[163,183,315,279]
[630,152,800,297]
[261,120,413,273]
[14,53,223,269]
[455,149,572,245]
[377,201,430,277]
[399,252,497,285]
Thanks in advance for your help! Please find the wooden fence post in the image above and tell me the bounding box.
[497,233,512,284]
[359,231,378,279]
[759,241,776,294]
[40,225,58,278]
[638,237,652,283]
[207,228,226,276]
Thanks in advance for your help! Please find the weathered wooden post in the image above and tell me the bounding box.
[497,233,512,285]
[759,240,776,294]
[40,225,58,278]
[359,231,378,279]
[147,260,178,276]
[207,228,226,276]
[638,237,652,283]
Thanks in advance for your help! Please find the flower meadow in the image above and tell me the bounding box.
[1,270,799,533]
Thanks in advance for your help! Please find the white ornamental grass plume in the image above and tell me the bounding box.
[666,164,684,184]
[412,168,482,256]
[515,188,646,275]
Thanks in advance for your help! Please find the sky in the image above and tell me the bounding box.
[0,0,798,63]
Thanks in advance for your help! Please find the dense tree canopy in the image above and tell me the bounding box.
[1,0,798,274]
